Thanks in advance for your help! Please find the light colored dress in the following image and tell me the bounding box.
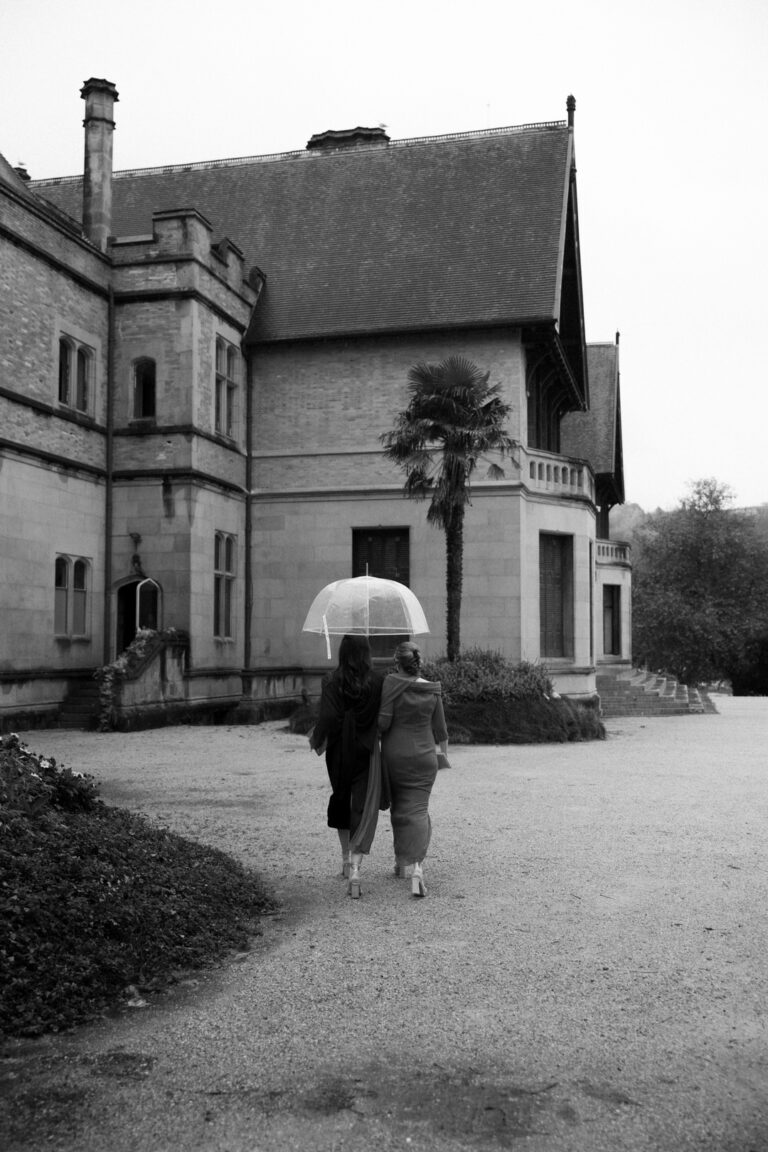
[378,674,448,866]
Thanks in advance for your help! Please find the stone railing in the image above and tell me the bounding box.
[523,448,596,502]
[596,540,631,564]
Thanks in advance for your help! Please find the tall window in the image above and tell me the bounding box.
[214,532,236,639]
[58,339,71,405]
[526,368,561,452]
[539,533,574,658]
[54,556,69,634]
[133,358,156,420]
[54,555,90,637]
[603,584,621,656]
[58,336,93,414]
[76,348,89,411]
[215,337,238,438]
[352,528,410,657]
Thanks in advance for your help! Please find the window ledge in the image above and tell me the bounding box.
[57,406,97,427]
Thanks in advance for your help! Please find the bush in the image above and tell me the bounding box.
[288,703,317,735]
[290,651,604,744]
[422,649,554,704]
[423,650,604,744]
[0,733,276,1038]
[445,695,604,744]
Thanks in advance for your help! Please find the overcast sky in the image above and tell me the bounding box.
[3,0,767,511]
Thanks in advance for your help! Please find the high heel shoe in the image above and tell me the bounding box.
[342,851,351,879]
[411,863,426,898]
[347,864,362,899]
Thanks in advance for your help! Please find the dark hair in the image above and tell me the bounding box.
[394,640,421,676]
[337,634,373,698]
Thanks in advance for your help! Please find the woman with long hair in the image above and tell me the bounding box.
[378,641,448,897]
[309,634,384,897]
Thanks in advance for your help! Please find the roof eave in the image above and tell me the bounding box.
[246,313,560,347]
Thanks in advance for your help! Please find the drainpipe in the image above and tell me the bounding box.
[242,268,265,693]
[243,352,253,689]
[103,285,115,665]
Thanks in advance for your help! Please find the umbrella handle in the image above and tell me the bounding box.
[322,614,331,660]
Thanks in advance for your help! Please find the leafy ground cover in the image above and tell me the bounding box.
[0,733,276,1039]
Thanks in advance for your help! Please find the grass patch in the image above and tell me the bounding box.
[0,733,276,1039]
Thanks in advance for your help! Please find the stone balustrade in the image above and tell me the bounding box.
[596,540,631,564]
[523,448,596,502]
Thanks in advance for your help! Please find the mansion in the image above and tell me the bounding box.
[0,79,630,728]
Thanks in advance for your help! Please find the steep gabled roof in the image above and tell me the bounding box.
[561,339,625,504]
[34,121,578,347]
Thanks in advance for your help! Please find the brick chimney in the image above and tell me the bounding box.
[80,78,119,251]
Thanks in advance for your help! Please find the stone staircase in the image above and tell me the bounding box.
[596,665,716,719]
[59,678,101,729]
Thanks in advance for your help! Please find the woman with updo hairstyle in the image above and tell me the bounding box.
[377,640,449,897]
[309,634,384,898]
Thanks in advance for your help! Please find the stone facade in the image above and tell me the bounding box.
[0,79,630,728]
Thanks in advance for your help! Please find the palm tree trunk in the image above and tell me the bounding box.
[445,508,464,661]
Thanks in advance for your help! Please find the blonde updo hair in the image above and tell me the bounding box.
[394,640,422,676]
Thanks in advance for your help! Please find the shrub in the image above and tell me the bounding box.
[445,695,604,744]
[288,703,317,735]
[290,651,604,743]
[0,732,101,818]
[0,733,276,1038]
[422,649,554,704]
[423,650,604,744]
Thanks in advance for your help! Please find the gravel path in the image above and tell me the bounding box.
[2,696,767,1151]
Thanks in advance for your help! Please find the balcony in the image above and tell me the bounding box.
[596,540,631,565]
[523,448,596,503]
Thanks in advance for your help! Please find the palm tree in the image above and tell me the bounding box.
[380,356,516,661]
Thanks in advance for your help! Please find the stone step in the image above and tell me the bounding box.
[59,714,95,729]
[597,667,715,718]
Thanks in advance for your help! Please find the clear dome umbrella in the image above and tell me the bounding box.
[302,576,430,659]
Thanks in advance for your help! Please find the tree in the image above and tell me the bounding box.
[632,479,768,688]
[380,356,516,661]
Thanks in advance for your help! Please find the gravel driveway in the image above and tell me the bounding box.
[2,696,767,1152]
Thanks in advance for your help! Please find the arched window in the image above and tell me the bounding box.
[215,337,238,438]
[214,531,236,638]
[58,339,72,405]
[58,335,93,413]
[54,555,91,637]
[72,559,88,634]
[76,348,90,411]
[54,556,69,634]
[133,358,156,420]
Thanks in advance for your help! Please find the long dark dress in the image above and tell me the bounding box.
[378,674,448,866]
[310,670,384,854]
